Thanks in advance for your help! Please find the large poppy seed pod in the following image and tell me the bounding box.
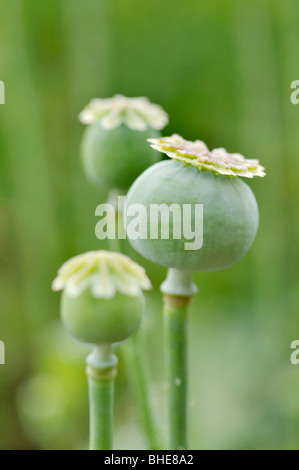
[79,95,169,191]
[52,251,151,345]
[126,134,265,272]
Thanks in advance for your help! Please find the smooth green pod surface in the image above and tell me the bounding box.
[126,159,259,272]
[81,123,160,191]
[61,289,143,345]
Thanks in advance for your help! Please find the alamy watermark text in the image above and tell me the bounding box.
[290,80,299,105]
[0,81,5,104]
[95,196,204,251]
[0,341,5,365]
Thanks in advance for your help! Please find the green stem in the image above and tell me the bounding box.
[107,191,159,449]
[161,268,197,450]
[107,190,127,253]
[124,333,159,449]
[86,345,118,450]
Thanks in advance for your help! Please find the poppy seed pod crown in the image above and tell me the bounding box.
[52,251,152,345]
[79,95,169,192]
[126,134,265,272]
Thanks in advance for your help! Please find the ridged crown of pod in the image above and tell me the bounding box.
[52,251,151,344]
[79,95,169,191]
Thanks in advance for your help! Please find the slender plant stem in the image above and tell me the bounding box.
[107,190,159,449]
[86,345,118,450]
[124,333,160,449]
[161,268,197,450]
[163,295,190,450]
[107,190,127,253]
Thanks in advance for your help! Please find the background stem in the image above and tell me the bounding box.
[86,345,118,450]
[107,194,159,449]
[124,333,160,449]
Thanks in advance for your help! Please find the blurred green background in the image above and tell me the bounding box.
[0,0,299,450]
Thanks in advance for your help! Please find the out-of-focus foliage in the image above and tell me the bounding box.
[0,0,298,449]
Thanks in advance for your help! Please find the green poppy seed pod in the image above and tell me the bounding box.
[81,124,160,191]
[52,251,151,345]
[79,95,169,192]
[61,290,144,345]
[126,134,265,272]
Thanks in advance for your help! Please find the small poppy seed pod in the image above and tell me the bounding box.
[126,134,265,272]
[61,291,144,345]
[52,251,151,345]
[79,95,169,192]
